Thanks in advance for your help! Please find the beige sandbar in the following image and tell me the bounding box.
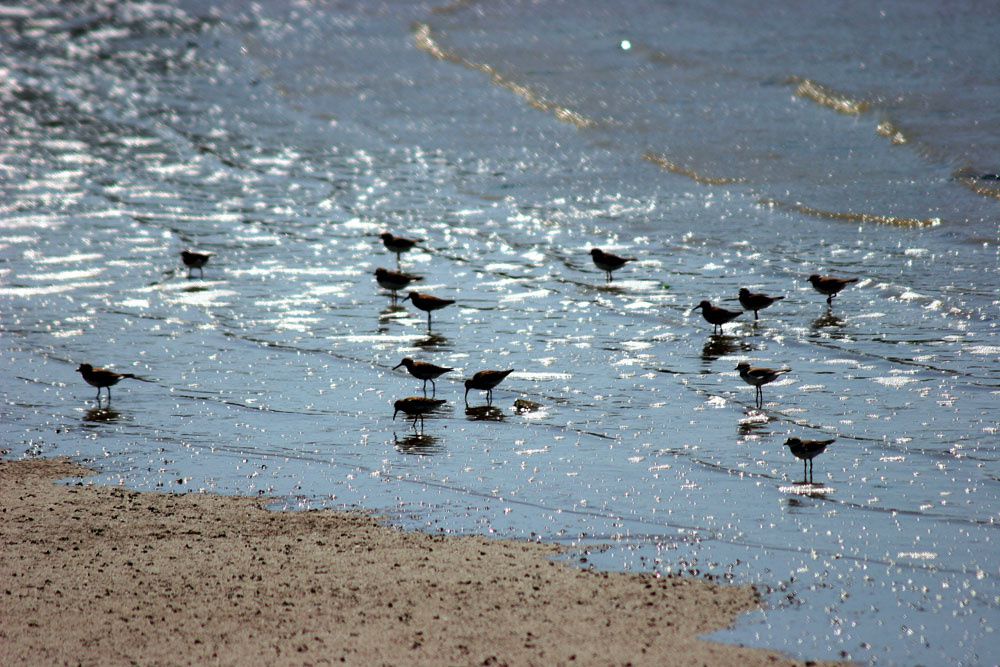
[1,458,817,666]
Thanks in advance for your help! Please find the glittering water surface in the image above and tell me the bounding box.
[2,1,998,663]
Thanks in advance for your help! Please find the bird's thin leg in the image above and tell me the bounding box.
[430,379,436,397]
[803,460,808,483]
[754,310,759,320]
[422,379,428,396]
[427,312,432,330]
[486,389,492,405]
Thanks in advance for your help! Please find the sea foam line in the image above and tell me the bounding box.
[412,23,596,130]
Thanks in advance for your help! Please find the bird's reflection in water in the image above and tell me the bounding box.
[182,284,209,294]
[465,405,505,422]
[376,304,409,333]
[379,304,408,320]
[701,335,743,362]
[393,431,443,456]
[83,407,122,423]
[785,484,832,501]
[811,310,845,330]
[594,283,626,295]
[414,333,449,350]
[737,412,771,437]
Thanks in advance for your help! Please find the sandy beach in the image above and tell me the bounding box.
[0,458,818,666]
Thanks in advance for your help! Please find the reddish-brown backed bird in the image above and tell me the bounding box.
[736,362,789,408]
[375,267,422,301]
[692,300,742,334]
[464,369,515,405]
[77,363,136,403]
[784,437,835,484]
[393,357,453,396]
[393,396,447,429]
[380,232,422,262]
[808,274,858,305]
[402,291,455,329]
[738,288,785,320]
[180,250,212,278]
[590,248,637,282]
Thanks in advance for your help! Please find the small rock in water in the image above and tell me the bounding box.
[513,398,543,414]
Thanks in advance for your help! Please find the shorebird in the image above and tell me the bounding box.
[392,396,446,428]
[393,357,454,396]
[589,248,636,282]
[375,267,422,301]
[692,300,742,334]
[380,232,421,263]
[784,437,835,484]
[180,250,212,278]
[77,363,136,403]
[738,288,785,320]
[464,369,515,405]
[735,362,789,408]
[402,291,455,329]
[808,274,858,305]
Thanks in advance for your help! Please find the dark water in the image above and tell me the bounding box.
[2,1,998,663]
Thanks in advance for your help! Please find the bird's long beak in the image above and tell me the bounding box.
[464,386,470,404]
[393,409,399,421]
[691,304,703,312]
[401,294,412,302]
[392,362,404,370]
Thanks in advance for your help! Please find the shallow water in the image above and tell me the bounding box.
[1,1,998,663]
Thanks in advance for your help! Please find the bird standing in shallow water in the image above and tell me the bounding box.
[402,291,455,329]
[589,248,636,282]
[393,357,453,396]
[784,437,835,484]
[392,396,446,429]
[735,362,789,408]
[180,250,212,278]
[464,369,515,405]
[380,232,421,264]
[738,288,785,320]
[808,274,858,306]
[692,300,742,334]
[375,267,421,302]
[77,363,136,403]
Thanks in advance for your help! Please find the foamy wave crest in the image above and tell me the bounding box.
[642,152,744,186]
[953,168,1000,201]
[876,119,909,145]
[758,198,940,228]
[788,77,870,115]
[413,23,596,129]
[430,0,477,16]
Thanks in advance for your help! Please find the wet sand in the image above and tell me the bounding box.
[0,458,818,666]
